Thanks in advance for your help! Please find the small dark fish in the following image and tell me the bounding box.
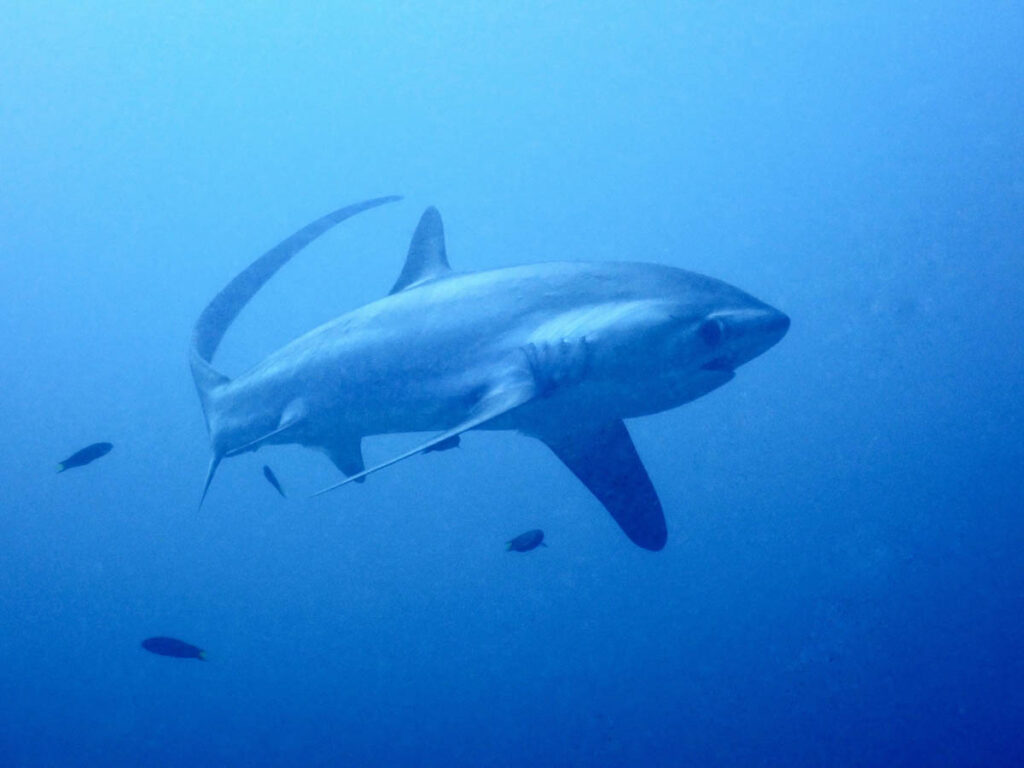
[262,465,286,497]
[506,529,546,552]
[56,442,113,473]
[141,637,206,660]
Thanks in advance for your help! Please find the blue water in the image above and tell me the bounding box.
[2,3,1021,765]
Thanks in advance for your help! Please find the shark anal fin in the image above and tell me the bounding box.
[389,207,452,294]
[313,381,535,497]
[323,438,366,483]
[540,421,667,551]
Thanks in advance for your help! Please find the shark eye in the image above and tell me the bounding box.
[699,317,725,347]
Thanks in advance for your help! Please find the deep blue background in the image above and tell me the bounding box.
[2,2,1021,765]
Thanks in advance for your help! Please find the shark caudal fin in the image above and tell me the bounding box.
[197,455,222,509]
[190,196,401,506]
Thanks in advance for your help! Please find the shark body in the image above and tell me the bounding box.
[191,197,788,550]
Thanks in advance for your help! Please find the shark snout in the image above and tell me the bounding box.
[765,307,790,343]
[742,306,789,363]
[701,306,789,372]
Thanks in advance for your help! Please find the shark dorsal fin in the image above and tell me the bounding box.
[389,206,452,294]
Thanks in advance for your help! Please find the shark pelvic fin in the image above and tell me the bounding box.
[312,380,536,497]
[422,434,460,453]
[539,421,667,551]
[322,437,366,483]
[389,206,452,294]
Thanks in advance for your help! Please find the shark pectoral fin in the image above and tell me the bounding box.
[323,438,366,483]
[539,421,667,551]
[312,381,536,497]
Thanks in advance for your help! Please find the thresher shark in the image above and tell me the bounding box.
[190,197,788,550]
